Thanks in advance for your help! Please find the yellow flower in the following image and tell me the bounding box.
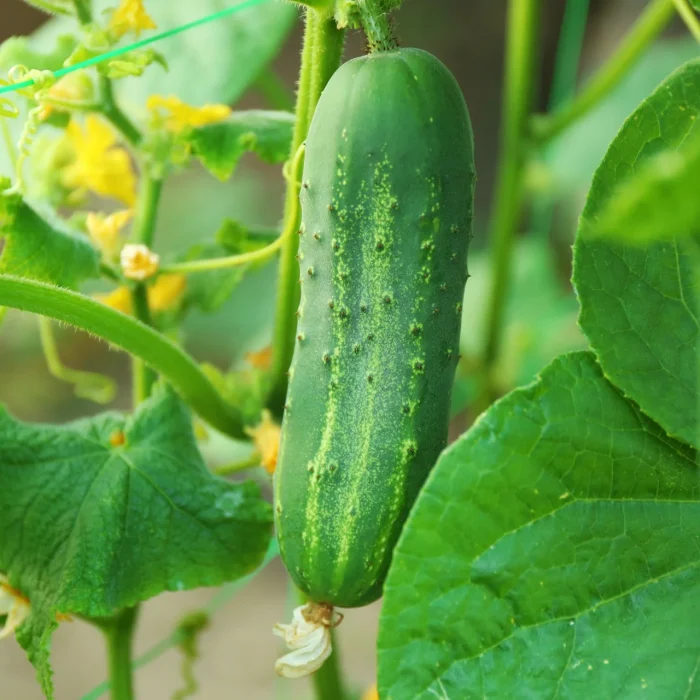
[109,0,157,39]
[62,116,137,206]
[246,410,281,475]
[147,95,231,133]
[94,286,133,314]
[361,685,379,700]
[86,209,132,259]
[148,273,186,311]
[245,346,273,371]
[0,574,30,640]
[120,243,160,281]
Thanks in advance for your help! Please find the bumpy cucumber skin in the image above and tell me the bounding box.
[275,48,475,608]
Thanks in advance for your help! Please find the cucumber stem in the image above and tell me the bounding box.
[269,10,345,414]
[356,0,398,52]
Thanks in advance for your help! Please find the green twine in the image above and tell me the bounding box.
[0,0,273,96]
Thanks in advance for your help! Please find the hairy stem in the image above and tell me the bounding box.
[531,0,675,143]
[673,0,700,42]
[356,0,398,52]
[269,11,345,413]
[481,0,540,389]
[103,607,139,700]
[0,276,247,438]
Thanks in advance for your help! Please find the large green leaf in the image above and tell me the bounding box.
[0,185,99,288]
[378,352,700,700]
[31,0,298,117]
[0,386,272,697]
[574,60,700,448]
[589,126,700,244]
[188,110,295,181]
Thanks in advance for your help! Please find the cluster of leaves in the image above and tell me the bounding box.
[0,0,300,696]
[377,58,700,698]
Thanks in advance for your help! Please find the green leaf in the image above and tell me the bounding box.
[215,218,278,252]
[378,352,700,700]
[188,110,295,181]
[692,0,700,10]
[574,60,700,448]
[0,385,272,696]
[589,127,700,244]
[30,0,298,117]
[0,185,99,288]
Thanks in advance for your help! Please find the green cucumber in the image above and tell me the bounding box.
[275,47,475,608]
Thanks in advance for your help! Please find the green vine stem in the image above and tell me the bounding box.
[481,0,540,393]
[162,145,306,276]
[213,451,262,476]
[0,275,247,438]
[356,0,398,52]
[312,629,346,700]
[129,172,163,403]
[39,316,116,403]
[531,0,676,143]
[673,0,700,42]
[100,78,143,148]
[80,540,280,700]
[268,10,345,413]
[162,235,286,274]
[72,0,92,25]
[102,607,139,700]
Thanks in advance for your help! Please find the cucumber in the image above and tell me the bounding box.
[275,47,475,608]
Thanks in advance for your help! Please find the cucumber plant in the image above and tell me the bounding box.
[0,0,697,699]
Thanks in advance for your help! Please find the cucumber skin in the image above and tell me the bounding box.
[275,48,475,608]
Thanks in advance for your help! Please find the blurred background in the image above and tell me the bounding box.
[0,0,696,697]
